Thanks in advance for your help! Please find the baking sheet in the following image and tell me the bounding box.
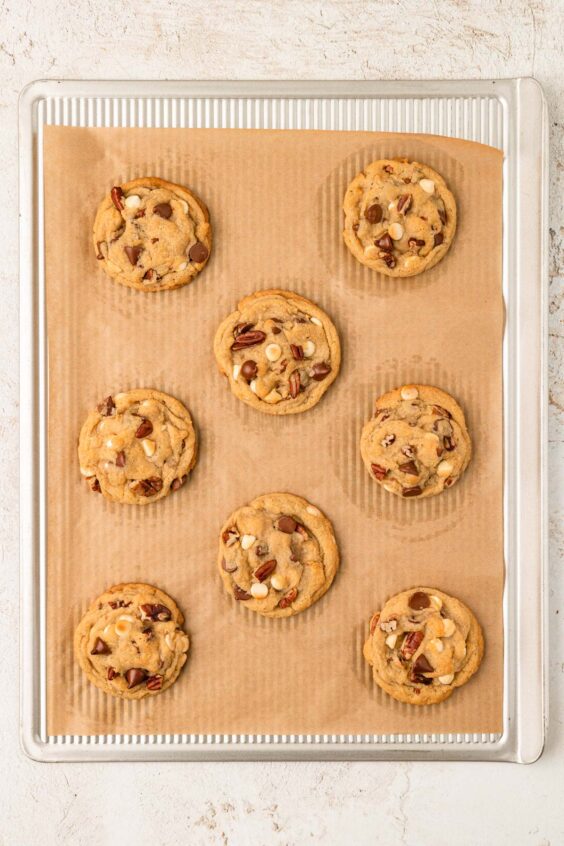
[43,125,504,737]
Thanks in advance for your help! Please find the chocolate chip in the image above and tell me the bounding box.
[371,463,388,481]
[234,322,255,337]
[231,331,267,351]
[146,674,163,691]
[272,325,282,334]
[432,405,452,419]
[397,194,412,214]
[116,450,126,468]
[107,667,119,681]
[142,626,153,640]
[241,360,258,381]
[433,232,444,247]
[408,237,426,249]
[383,164,394,173]
[96,241,105,260]
[171,475,187,492]
[365,203,383,223]
[221,558,238,573]
[91,478,101,493]
[402,486,423,497]
[381,253,396,268]
[289,370,301,398]
[438,206,447,225]
[91,637,111,655]
[111,186,124,211]
[398,460,418,476]
[143,269,154,281]
[411,673,433,686]
[153,202,172,219]
[97,395,116,416]
[125,668,147,689]
[277,515,297,534]
[188,242,209,263]
[375,234,393,251]
[290,344,304,361]
[124,245,142,265]
[233,584,252,601]
[135,418,153,438]
[310,362,331,381]
[413,653,433,673]
[254,559,277,582]
[409,591,431,610]
[444,436,456,451]
[254,543,268,556]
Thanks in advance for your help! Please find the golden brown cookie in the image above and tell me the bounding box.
[343,159,456,277]
[360,384,471,498]
[78,388,197,505]
[218,493,339,617]
[74,583,190,699]
[213,290,341,415]
[363,587,484,705]
[93,176,211,292]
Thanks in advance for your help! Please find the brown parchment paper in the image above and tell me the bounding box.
[43,126,504,737]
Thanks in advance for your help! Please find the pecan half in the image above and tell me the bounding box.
[116,450,126,467]
[131,477,163,496]
[369,612,380,634]
[110,186,124,211]
[400,630,424,659]
[289,370,301,398]
[146,674,163,691]
[231,330,267,351]
[371,463,388,481]
[310,362,331,381]
[254,559,277,582]
[402,485,423,498]
[171,475,187,491]
[233,584,252,601]
[278,587,298,608]
[222,527,240,546]
[397,193,412,214]
[290,344,304,361]
[139,603,172,622]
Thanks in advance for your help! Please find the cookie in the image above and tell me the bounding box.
[78,388,197,505]
[214,290,341,415]
[74,583,190,699]
[343,159,456,277]
[360,384,471,499]
[218,493,339,617]
[363,587,484,705]
[93,176,211,292]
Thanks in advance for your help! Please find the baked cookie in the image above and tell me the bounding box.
[213,290,340,415]
[363,587,484,705]
[343,159,456,277]
[218,493,339,617]
[78,389,197,505]
[360,384,471,498]
[74,583,190,699]
[93,176,211,292]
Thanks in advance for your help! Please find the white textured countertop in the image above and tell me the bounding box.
[1,1,563,843]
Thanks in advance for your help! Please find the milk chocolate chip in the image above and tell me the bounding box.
[408,591,431,611]
[188,242,209,263]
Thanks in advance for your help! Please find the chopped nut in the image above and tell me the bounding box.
[438,673,454,685]
[385,633,398,649]
[379,618,397,634]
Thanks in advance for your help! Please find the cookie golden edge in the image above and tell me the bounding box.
[363,586,485,706]
[213,289,341,416]
[77,387,198,505]
[217,492,340,618]
[73,582,189,700]
[92,175,212,293]
[360,383,472,499]
[342,158,457,277]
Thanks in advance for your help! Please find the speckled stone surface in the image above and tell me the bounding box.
[1,1,563,843]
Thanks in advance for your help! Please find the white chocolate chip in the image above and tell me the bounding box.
[118,614,135,623]
[142,439,156,457]
[102,624,113,638]
[438,673,454,685]
[250,380,258,394]
[388,222,404,241]
[419,178,435,194]
[124,194,141,208]
[306,505,320,516]
[310,317,322,326]
[240,534,256,550]
[233,364,240,381]
[105,436,121,449]
[430,595,443,610]
[400,386,419,401]
[265,343,282,362]
[264,389,282,404]
[383,483,396,493]
[437,460,453,478]
[442,619,456,637]
[270,573,287,591]
[165,633,175,651]
[385,633,398,649]
[429,638,444,653]
[364,245,380,260]
[387,201,396,211]
[80,466,96,477]
[302,340,316,358]
[180,200,189,213]
[177,261,188,271]
[114,619,132,637]
[250,582,268,599]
